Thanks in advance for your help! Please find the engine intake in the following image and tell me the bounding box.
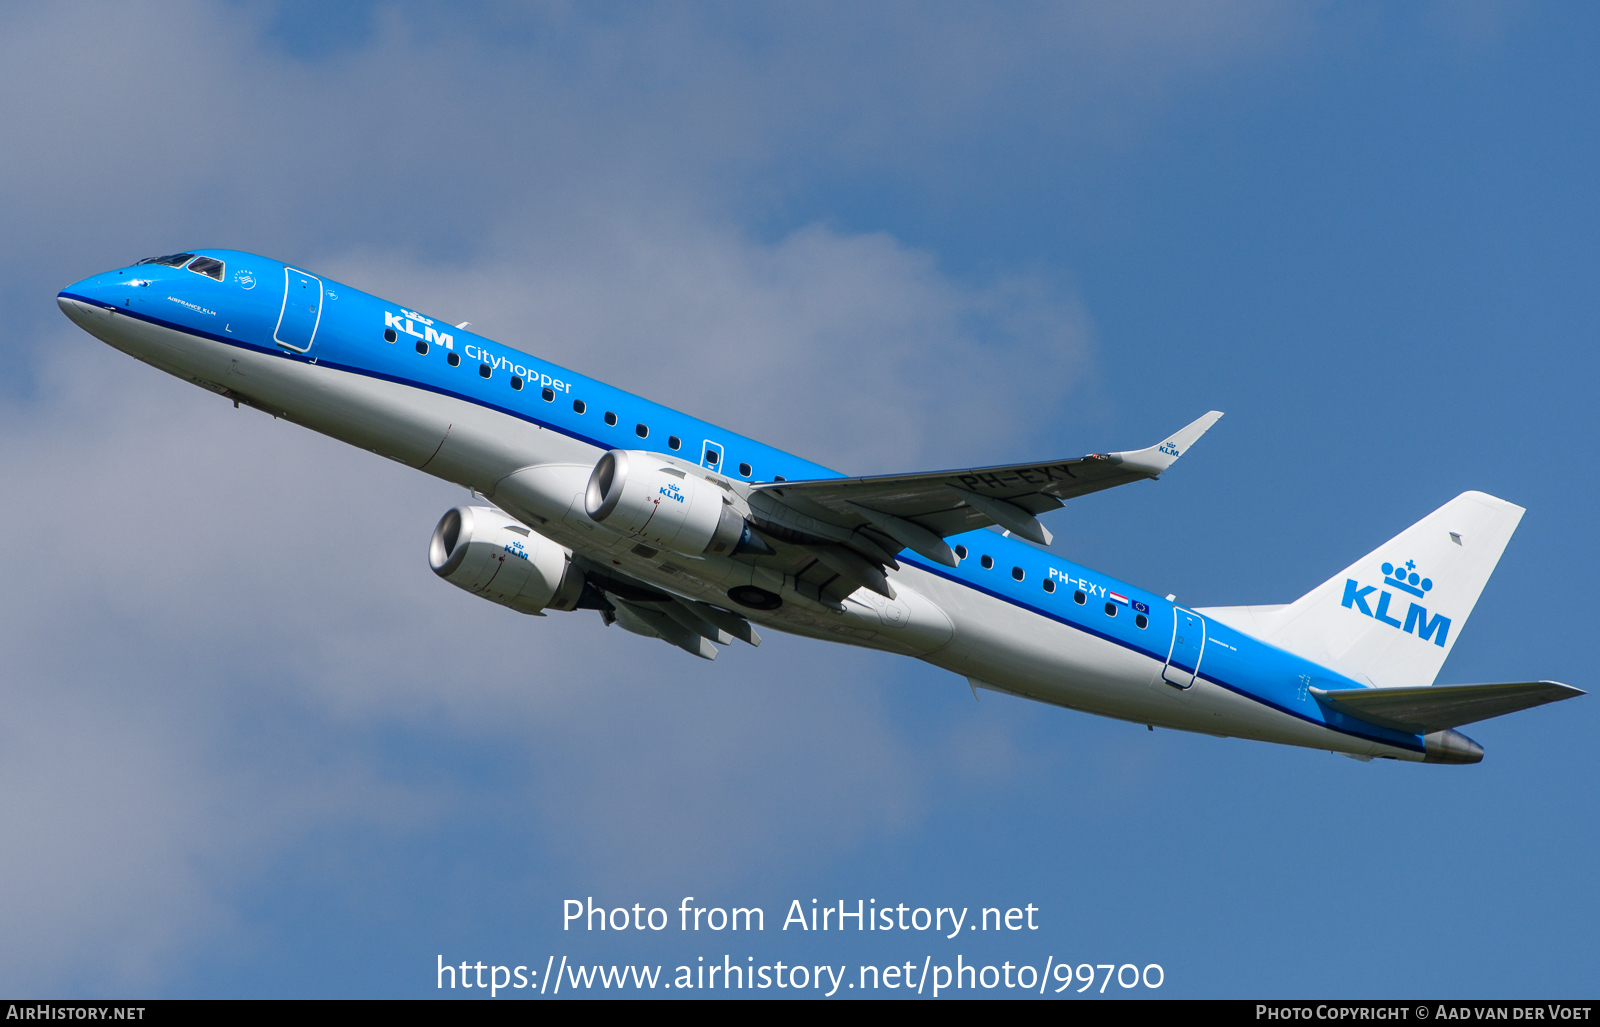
[428,505,585,614]
[585,449,768,557]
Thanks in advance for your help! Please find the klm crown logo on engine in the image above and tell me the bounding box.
[1341,558,1450,647]
[659,482,686,504]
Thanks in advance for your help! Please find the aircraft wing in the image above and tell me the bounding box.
[1311,680,1584,734]
[748,411,1222,566]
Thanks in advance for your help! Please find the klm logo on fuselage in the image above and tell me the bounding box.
[1341,558,1450,647]
[384,308,453,349]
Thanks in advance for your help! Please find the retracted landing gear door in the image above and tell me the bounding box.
[274,267,324,353]
[1162,608,1206,690]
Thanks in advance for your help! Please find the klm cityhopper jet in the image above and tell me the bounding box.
[57,250,1582,764]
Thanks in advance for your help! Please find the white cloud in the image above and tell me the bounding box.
[0,335,935,985]
[323,216,1094,473]
[0,0,1316,992]
[1,1,1309,311]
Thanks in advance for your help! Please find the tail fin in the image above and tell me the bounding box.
[1203,492,1525,689]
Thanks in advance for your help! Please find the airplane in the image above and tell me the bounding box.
[56,249,1582,765]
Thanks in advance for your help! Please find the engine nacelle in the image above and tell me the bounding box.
[585,449,763,557]
[429,505,585,614]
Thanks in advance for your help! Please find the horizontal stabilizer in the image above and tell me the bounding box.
[1311,680,1583,734]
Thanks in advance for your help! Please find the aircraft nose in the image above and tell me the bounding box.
[58,274,117,328]
[58,269,144,326]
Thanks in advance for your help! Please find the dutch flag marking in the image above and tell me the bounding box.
[1109,592,1130,606]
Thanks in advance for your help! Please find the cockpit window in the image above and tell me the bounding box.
[187,257,224,281]
[136,253,197,268]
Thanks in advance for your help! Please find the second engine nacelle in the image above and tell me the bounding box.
[429,505,585,614]
[585,449,762,557]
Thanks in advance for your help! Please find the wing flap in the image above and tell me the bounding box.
[1311,680,1584,734]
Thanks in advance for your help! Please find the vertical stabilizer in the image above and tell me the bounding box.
[1240,492,1523,689]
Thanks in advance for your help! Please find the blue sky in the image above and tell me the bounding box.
[1,1,1595,998]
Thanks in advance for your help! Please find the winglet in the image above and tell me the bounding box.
[1109,410,1223,477]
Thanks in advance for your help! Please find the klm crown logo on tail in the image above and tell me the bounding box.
[1383,559,1433,597]
[1341,558,1451,647]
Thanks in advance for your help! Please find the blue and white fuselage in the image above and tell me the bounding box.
[57,250,1580,764]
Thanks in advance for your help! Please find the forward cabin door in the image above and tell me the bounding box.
[274,267,324,353]
[1162,608,1207,689]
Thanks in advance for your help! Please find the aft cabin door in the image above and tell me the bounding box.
[1162,608,1207,690]
[274,267,324,353]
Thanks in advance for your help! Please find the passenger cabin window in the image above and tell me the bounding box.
[979,555,993,569]
[1043,579,1055,593]
[1104,602,1117,617]
[1074,590,1087,604]
[704,449,719,466]
[668,436,681,450]
[447,352,460,367]
[385,329,397,343]
[954,545,968,560]
[415,340,427,354]
[573,399,587,414]
[604,412,618,426]
[542,387,554,401]
[479,363,492,378]
[1011,566,1024,581]
[738,462,752,477]
[636,424,649,438]
[187,257,224,280]
[1135,613,1149,629]
[511,376,524,391]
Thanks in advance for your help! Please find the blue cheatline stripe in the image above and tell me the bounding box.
[60,293,613,453]
[900,556,1424,754]
[68,293,1421,754]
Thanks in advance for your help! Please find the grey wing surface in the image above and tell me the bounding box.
[747,410,1222,566]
